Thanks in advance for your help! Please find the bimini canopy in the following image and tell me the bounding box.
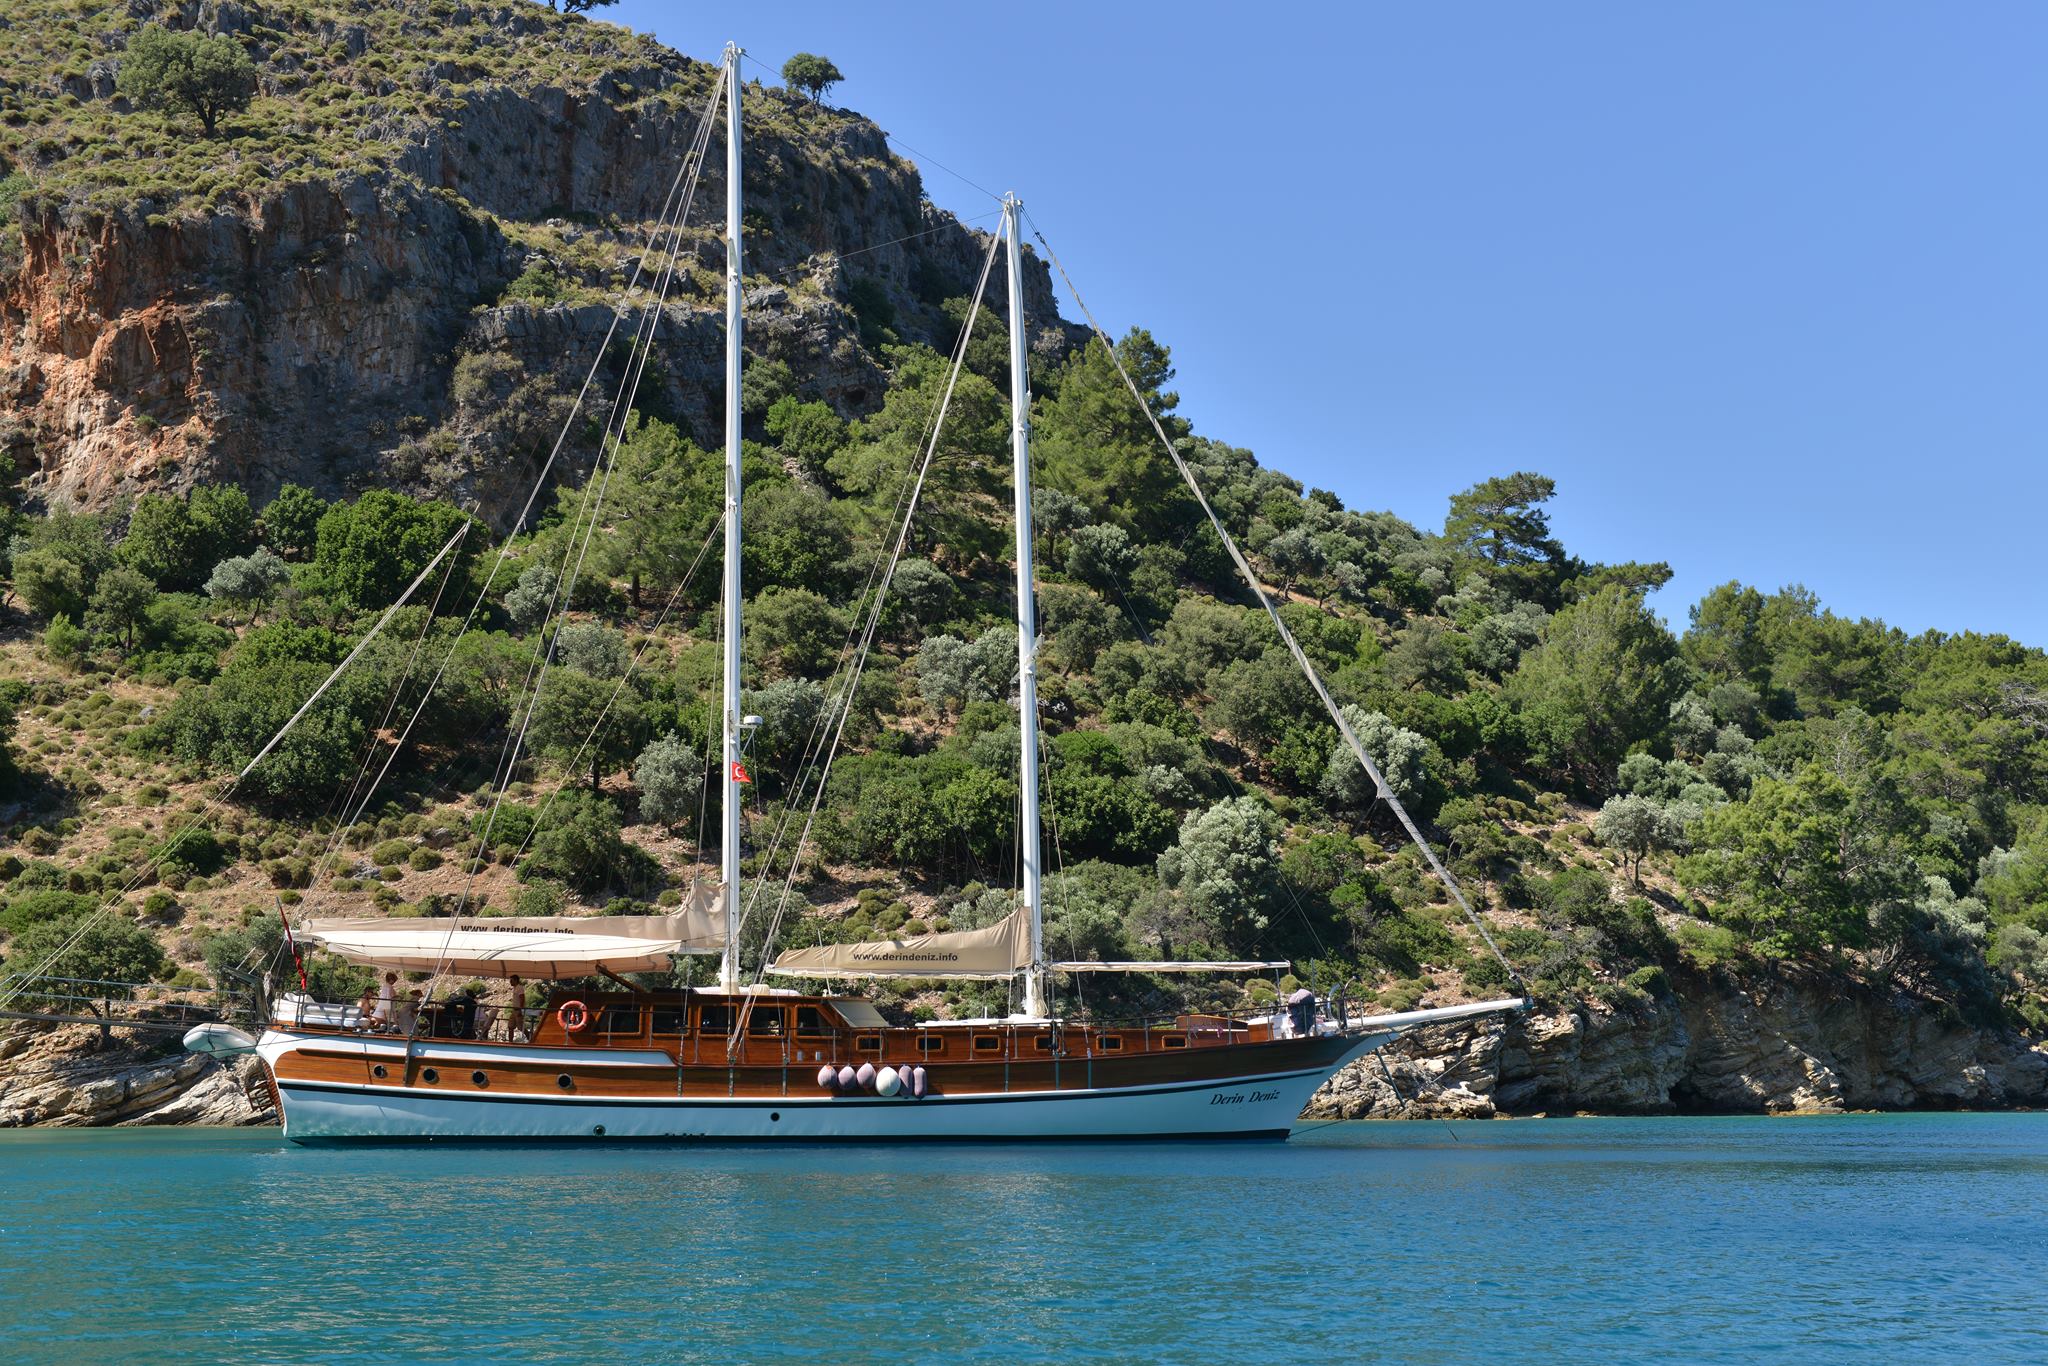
[301,904,724,981]
[767,908,1031,981]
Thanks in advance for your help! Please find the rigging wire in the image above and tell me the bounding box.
[0,523,474,1013]
[1023,211,1525,993]
[454,69,726,917]
[473,72,724,834]
[313,521,471,883]
[726,207,1016,931]
[740,226,1007,985]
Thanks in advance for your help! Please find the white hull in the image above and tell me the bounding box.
[260,1031,1399,1142]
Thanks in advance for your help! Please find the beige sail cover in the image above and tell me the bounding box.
[301,885,724,980]
[767,908,1032,980]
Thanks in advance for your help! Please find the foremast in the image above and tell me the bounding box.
[1004,195,1048,1020]
[719,43,745,993]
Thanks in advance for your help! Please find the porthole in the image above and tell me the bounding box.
[371,1064,388,1080]
[420,1067,439,1084]
[557,1073,574,1090]
[770,1112,781,1123]
[470,1070,489,1088]
[592,1124,606,1137]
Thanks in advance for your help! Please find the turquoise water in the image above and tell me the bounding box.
[3,1115,2045,1363]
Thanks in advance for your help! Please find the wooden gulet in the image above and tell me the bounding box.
[185,43,1525,1143]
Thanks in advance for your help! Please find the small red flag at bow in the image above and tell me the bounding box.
[731,761,753,784]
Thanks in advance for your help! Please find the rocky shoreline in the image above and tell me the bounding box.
[0,1023,273,1128]
[1308,969,2048,1120]
[7,966,2044,1130]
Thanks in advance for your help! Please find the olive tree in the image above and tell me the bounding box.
[781,53,844,105]
[117,26,256,138]
[634,734,704,831]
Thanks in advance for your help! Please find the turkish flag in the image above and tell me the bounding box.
[731,761,753,784]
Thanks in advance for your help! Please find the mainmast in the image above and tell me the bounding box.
[719,44,744,993]
[1003,195,1047,1020]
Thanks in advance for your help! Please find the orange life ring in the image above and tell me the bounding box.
[557,1000,591,1033]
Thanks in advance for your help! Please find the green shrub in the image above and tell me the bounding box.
[1673,920,1743,970]
[2,914,166,996]
[155,825,226,877]
[370,839,412,866]
[42,615,89,666]
[407,846,442,872]
[0,888,97,936]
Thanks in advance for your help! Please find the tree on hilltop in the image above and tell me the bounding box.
[117,26,256,139]
[782,53,844,105]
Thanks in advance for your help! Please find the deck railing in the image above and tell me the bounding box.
[0,973,225,1040]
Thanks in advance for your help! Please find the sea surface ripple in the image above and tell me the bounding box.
[3,1113,2045,1363]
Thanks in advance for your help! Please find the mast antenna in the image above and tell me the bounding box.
[719,42,745,993]
[1003,194,1047,1019]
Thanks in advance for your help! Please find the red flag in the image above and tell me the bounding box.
[731,761,753,784]
[276,900,309,995]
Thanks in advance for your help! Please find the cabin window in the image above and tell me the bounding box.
[973,1035,1000,1053]
[1161,1035,1187,1049]
[699,1005,735,1035]
[795,1006,829,1038]
[854,1034,881,1053]
[748,1008,786,1037]
[917,1036,947,1054]
[651,1009,686,1035]
[1032,1036,1053,1053]
[1099,1036,1123,1051]
[600,1006,642,1037]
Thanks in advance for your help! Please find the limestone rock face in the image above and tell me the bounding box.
[0,1023,274,1128]
[0,37,1077,526]
[1304,970,2048,1120]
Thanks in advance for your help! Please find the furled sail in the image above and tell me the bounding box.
[766,908,1032,980]
[301,886,724,979]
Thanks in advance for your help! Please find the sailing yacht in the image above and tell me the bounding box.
[184,46,1523,1142]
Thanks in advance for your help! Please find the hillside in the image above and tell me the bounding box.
[3,0,2047,1120]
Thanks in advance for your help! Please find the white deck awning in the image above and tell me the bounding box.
[301,901,723,980]
[767,909,1031,980]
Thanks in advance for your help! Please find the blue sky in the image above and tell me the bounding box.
[603,2,2047,644]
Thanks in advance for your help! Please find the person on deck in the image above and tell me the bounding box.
[355,985,378,1032]
[375,972,397,1029]
[500,976,527,1042]
[395,988,421,1037]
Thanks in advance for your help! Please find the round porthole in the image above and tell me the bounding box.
[470,1070,488,1088]
[770,1111,781,1123]
[371,1064,388,1080]
[420,1067,439,1084]
[556,1073,574,1090]
[592,1124,606,1137]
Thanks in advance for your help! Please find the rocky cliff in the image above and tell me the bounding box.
[0,0,1075,524]
[1308,966,2048,1120]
